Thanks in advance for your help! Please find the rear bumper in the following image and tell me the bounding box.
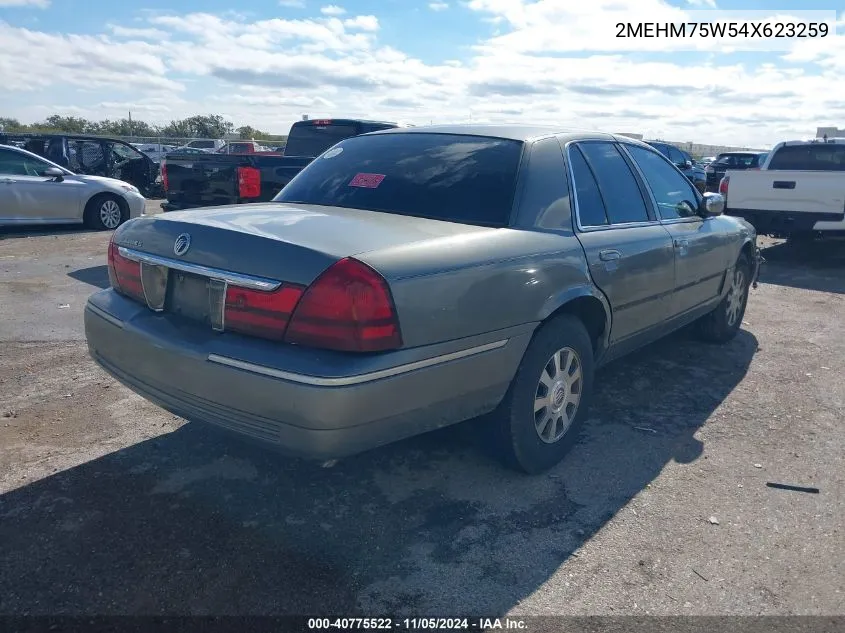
[726,208,845,235]
[84,290,530,460]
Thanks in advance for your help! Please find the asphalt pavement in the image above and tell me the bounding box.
[1,203,843,616]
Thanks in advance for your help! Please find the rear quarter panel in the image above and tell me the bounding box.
[358,229,597,348]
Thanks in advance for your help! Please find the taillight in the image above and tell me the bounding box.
[284,258,402,352]
[160,160,168,191]
[107,237,144,303]
[238,166,261,198]
[719,175,729,197]
[224,284,304,341]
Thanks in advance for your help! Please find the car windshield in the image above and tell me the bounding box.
[275,133,524,227]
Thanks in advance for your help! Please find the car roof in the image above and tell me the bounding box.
[718,150,766,155]
[363,123,648,145]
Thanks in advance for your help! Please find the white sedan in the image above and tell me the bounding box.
[0,144,146,230]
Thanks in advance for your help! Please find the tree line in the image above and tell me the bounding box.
[0,114,288,141]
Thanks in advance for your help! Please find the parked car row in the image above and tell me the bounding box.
[84,124,762,474]
[0,133,161,197]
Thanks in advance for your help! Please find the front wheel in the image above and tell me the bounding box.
[696,253,751,343]
[492,314,595,474]
[84,194,127,231]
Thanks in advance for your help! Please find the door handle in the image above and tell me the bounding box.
[599,249,621,261]
[674,239,689,248]
[772,181,796,190]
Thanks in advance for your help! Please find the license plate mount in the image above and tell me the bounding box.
[140,263,169,312]
[168,272,215,325]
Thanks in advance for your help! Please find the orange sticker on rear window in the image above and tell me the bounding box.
[349,173,385,188]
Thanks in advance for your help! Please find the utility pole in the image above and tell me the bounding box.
[128,111,133,137]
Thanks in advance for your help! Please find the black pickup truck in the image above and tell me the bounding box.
[160,118,399,211]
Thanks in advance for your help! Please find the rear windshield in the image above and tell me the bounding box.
[283,122,360,157]
[768,144,845,171]
[275,133,524,226]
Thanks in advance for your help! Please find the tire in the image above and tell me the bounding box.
[84,194,127,231]
[492,314,595,474]
[696,253,751,344]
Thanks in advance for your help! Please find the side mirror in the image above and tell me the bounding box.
[699,192,724,217]
[43,166,64,181]
[684,160,693,169]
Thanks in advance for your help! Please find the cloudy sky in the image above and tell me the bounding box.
[1,0,844,147]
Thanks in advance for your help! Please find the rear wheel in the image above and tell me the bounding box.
[492,314,595,474]
[696,253,751,343]
[84,194,127,231]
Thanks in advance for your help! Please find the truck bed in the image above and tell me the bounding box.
[161,153,312,211]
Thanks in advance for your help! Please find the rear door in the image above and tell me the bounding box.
[623,142,730,315]
[566,141,675,347]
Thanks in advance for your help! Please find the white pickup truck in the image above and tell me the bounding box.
[720,138,845,238]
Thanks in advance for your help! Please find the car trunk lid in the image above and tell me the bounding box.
[110,202,492,336]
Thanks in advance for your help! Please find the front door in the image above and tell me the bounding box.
[622,142,730,316]
[567,141,676,346]
[0,147,83,222]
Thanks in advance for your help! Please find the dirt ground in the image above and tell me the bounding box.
[1,200,843,616]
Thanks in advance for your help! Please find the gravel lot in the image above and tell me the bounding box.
[1,199,843,616]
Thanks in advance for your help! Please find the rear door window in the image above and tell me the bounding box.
[577,142,651,224]
[276,133,524,226]
[568,146,608,227]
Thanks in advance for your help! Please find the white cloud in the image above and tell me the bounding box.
[468,0,834,53]
[1,2,843,147]
[686,0,717,7]
[429,2,449,11]
[107,25,170,40]
[343,15,379,31]
[320,4,345,16]
[0,0,49,6]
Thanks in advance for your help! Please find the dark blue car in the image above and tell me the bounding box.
[646,141,707,193]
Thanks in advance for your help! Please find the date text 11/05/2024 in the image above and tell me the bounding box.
[307,618,527,630]
[616,21,829,38]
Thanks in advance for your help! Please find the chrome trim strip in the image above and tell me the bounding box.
[207,339,510,387]
[118,247,281,291]
[86,303,125,329]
